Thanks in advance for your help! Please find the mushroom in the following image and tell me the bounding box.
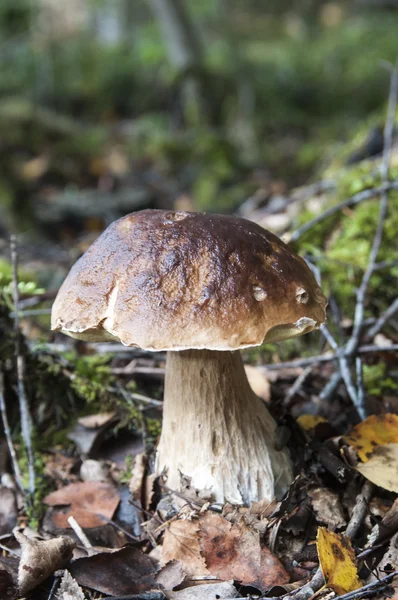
[52,210,327,505]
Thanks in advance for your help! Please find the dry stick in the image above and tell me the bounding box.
[67,516,93,551]
[289,180,398,243]
[345,61,398,363]
[368,296,398,338]
[0,368,24,495]
[262,344,398,370]
[10,235,35,496]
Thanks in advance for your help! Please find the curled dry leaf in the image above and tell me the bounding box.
[316,527,361,595]
[166,580,238,599]
[44,481,120,528]
[14,530,75,596]
[163,512,289,592]
[308,488,346,530]
[356,443,398,493]
[57,570,85,600]
[345,414,398,462]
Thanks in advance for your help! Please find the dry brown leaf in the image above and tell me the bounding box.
[163,520,209,577]
[308,488,346,529]
[44,481,120,528]
[155,560,186,590]
[356,443,398,492]
[166,581,238,599]
[199,512,289,592]
[316,527,361,595]
[69,546,157,595]
[345,414,398,462]
[15,530,75,596]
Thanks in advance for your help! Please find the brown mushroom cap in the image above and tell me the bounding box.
[51,210,327,350]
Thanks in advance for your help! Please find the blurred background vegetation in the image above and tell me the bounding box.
[0,0,397,363]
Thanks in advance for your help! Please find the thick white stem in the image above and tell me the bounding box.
[156,350,293,505]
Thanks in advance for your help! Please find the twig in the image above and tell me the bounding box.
[345,481,374,539]
[262,345,398,370]
[67,516,93,551]
[0,368,24,495]
[284,366,313,405]
[368,297,398,338]
[100,594,166,600]
[355,357,365,415]
[289,181,398,242]
[319,372,342,402]
[0,542,19,557]
[345,60,398,359]
[10,235,35,496]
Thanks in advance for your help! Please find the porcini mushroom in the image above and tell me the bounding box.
[52,210,327,505]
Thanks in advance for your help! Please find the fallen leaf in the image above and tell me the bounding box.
[199,512,288,591]
[155,560,186,590]
[345,414,398,462]
[316,527,361,594]
[163,512,289,592]
[69,412,118,455]
[163,520,209,577]
[297,415,327,431]
[44,481,120,528]
[15,530,75,596]
[57,570,85,600]
[244,366,271,401]
[166,581,238,599]
[368,531,398,585]
[356,443,398,492]
[69,546,157,595]
[78,412,116,429]
[308,488,346,529]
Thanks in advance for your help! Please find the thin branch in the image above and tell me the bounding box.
[346,60,398,358]
[368,296,398,338]
[10,235,35,496]
[262,343,398,370]
[0,368,24,495]
[289,180,398,243]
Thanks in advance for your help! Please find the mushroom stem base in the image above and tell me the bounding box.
[156,349,293,505]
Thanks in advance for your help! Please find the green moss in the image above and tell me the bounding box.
[64,352,114,406]
[363,364,398,396]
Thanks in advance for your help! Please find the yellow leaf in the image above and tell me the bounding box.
[344,414,398,462]
[316,527,362,595]
[356,443,398,492]
[297,415,327,431]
